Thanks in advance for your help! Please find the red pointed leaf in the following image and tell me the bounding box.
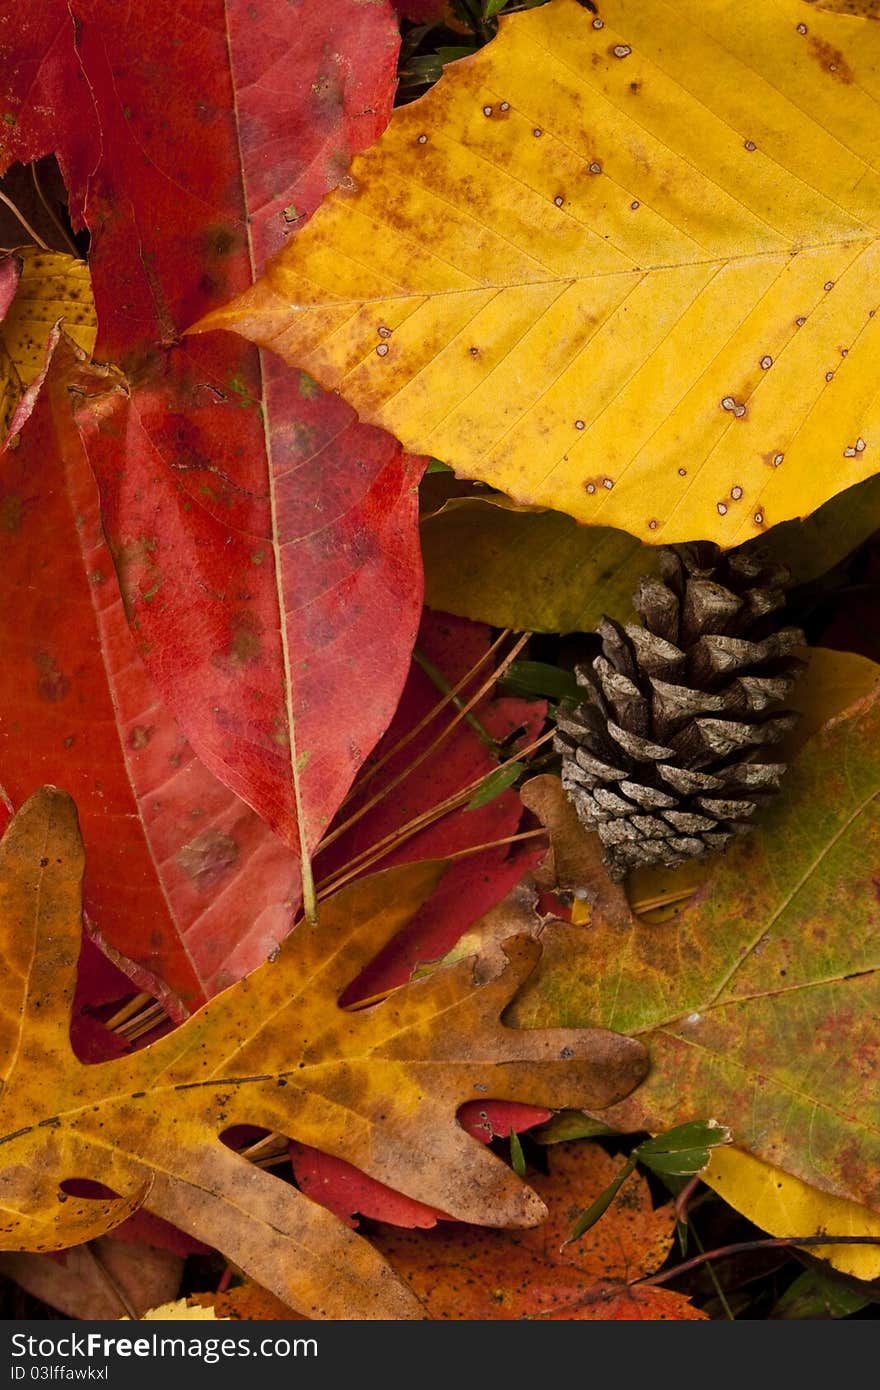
[288,1104,550,1232]
[0,342,303,1014]
[2,2,426,874]
[321,611,547,994]
[289,1142,449,1231]
[79,341,425,884]
[0,0,400,356]
[0,254,20,318]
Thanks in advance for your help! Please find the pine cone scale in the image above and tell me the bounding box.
[556,543,805,879]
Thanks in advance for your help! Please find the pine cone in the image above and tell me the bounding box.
[555,543,805,880]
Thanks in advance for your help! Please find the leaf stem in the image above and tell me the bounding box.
[104,993,152,1032]
[638,1235,880,1288]
[315,727,554,897]
[441,827,547,863]
[688,1220,735,1320]
[412,646,500,751]
[315,631,531,854]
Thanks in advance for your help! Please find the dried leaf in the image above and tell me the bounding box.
[0,788,647,1319]
[376,1142,706,1319]
[0,249,94,388]
[422,497,653,634]
[188,1283,299,1320]
[201,0,880,547]
[511,681,880,1216]
[422,481,880,637]
[0,1238,182,1320]
[137,1300,226,1322]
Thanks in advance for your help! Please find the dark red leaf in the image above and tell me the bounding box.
[0,254,20,318]
[321,611,546,995]
[289,1142,449,1231]
[79,341,425,894]
[0,342,303,1015]
[288,1103,549,1232]
[0,0,400,357]
[4,3,425,885]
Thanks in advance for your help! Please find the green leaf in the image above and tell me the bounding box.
[561,1154,639,1249]
[531,1110,619,1145]
[484,0,509,17]
[510,690,880,1216]
[421,497,652,635]
[466,761,524,809]
[509,1127,526,1178]
[501,661,581,704]
[770,1269,870,1320]
[638,1120,732,1177]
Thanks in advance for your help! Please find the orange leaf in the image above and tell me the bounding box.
[376,1142,706,1320]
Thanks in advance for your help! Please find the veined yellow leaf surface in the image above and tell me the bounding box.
[1,248,95,384]
[0,248,95,438]
[200,0,880,546]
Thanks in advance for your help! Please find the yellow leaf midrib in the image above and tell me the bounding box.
[268,235,877,312]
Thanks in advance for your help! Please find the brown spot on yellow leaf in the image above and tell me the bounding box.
[193,0,880,548]
[808,34,854,80]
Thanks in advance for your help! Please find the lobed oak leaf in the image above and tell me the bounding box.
[202,0,880,548]
[0,788,647,1320]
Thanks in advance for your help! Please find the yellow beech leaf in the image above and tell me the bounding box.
[0,247,96,439]
[804,1,880,16]
[705,1148,880,1281]
[0,787,646,1321]
[198,0,880,547]
[1,248,95,385]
